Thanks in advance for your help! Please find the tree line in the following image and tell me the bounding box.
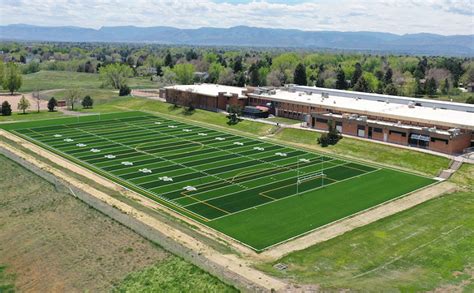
[1,42,473,102]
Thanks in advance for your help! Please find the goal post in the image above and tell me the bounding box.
[296,171,326,195]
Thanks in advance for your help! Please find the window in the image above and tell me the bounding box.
[431,137,448,144]
[389,130,407,137]
[373,127,383,133]
[316,118,328,123]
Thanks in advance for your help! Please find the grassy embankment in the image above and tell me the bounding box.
[0,155,236,292]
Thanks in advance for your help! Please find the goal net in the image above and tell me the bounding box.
[297,171,325,185]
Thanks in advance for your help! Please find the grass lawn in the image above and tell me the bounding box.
[266,116,302,125]
[0,110,64,122]
[0,266,14,292]
[114,258,237,292]
[18,70,159,93]
[257,190,474,292]
[273,128,450,177]
[89,97,276,137]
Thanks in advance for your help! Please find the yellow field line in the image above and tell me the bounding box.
[179,191,231,215]
[28,128,46,137]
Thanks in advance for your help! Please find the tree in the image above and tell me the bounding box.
[1,101,12,116]
[384,83,398,96]
[48,97,58,112]
[317,121,342,147]
[335,67,348,90]
[233,57,243,73]
[316,77,325,87]
[235,72,246,87]
[173,63,195,84]
[65,88,82,110]
[248,64,260,86]
[384,68,393,85]
[293,63,307,85]
[351,62,363,86]
[414,78,424,97]
[353,76,369,92]
[82,95,94,109]
[17,95,30,114]
[99,63,133,89]
[441,78,450,95]
[425,77,437,96]
[3,62,23,94]
[217,68,235,85]
[226,105,243,125]
[164,52,173,68]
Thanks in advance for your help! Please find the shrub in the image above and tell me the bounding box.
[48,97,58,112]
[1,101,12,116]
[119,85,131,96]
[82,95,94,109]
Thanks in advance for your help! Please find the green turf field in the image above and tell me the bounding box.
[2,111,436,251]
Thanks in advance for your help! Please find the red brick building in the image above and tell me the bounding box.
[160,84,474,155]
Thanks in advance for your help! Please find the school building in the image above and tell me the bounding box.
[160,83,474,155]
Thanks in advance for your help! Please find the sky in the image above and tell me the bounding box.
[0,0,473,35]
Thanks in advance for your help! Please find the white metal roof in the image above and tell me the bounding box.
[250,89,474,130]
[165,84,247,98]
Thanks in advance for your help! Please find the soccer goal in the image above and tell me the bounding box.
[296,171,326,195]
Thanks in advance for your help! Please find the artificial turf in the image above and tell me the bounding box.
[1,111,436,251]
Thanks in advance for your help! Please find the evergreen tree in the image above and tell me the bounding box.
[293,63,307,85]
[353,76,369,92]
[48,97,57,112]
[164,52,173,68]
[1,101,12,116]
[235,72,246,87]
[414,78,424,96]
[335,67,348,90]
[233,57,243,73]
[351,62,363,86]
[82,95,94,109]
[383,68,393,85]
[441,78,450,95]
[316,77,325,87]
[425,77,437,96]
[248,64,260,86]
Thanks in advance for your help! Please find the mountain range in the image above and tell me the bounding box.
[1,24,473,56]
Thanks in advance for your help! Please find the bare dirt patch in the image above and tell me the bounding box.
[0,93,48,112]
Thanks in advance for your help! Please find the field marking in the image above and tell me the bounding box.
[64,124,249,216]
[172,158,329,203]
[259,174,337,198]
[132,150,306,187]
[182,160,346,209]
[123,120,308,175]
[208,165,381,222]
[11,129,214,223]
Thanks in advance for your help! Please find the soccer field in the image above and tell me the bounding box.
[3,111,436,251]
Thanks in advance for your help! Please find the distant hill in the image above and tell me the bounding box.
[1,24,472,56]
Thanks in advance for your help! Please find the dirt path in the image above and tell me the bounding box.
[0,130,288,292]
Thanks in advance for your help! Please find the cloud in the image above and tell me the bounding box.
[0,0,472,35]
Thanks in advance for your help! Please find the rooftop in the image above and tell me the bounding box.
[250,89,474,130]
[165,84,247,98]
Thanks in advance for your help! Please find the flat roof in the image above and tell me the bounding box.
[165,84,247,98]
[250,89,474,130]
